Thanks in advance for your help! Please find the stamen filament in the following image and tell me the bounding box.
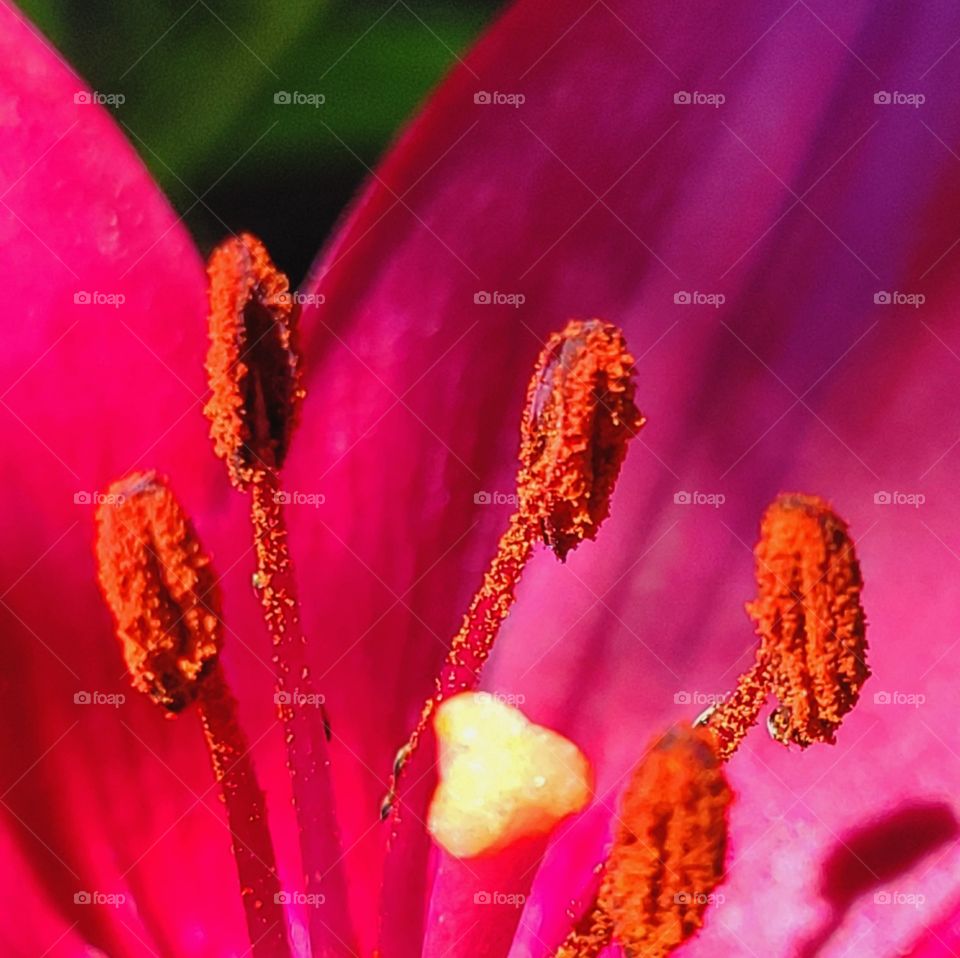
[388,511,535,800]
[94,474,290,958]
[697,660,769,760]
[249,474,354,956]
[197,666,291,958]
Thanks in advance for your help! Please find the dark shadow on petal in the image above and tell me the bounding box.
[797,801,958,958]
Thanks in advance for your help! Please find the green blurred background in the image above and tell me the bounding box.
[20,0,502,280]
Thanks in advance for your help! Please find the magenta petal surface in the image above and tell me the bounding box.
[0,4,285,954]
[290,0,960,954]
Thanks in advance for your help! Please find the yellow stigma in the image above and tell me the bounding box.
[427,692,593,858]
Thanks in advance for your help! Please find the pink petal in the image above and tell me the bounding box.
[289,0,960,953]
[0,4,296,953]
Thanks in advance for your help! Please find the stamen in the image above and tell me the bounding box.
[427,692,592,858]
[696,660,768,761]
[204,232,304,490]
[95,474,290,958]
[203,235,354,956]
[519,319,644,560]
[702,493,869,757]
[556,725,731,958]
[94,471,220,712]
[752,494,869,747]
[387,320,643,803]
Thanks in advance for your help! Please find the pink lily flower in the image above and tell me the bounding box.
[3,0,960,955]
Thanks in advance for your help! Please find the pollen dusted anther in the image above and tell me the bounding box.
[555,725,731,958]
[94,471,221,712]
[703,493,869,758]
[204,231,304,490]
[520,319,645,560]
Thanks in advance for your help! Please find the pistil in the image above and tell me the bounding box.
[95,473,290,958]
[424,692,593,958]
